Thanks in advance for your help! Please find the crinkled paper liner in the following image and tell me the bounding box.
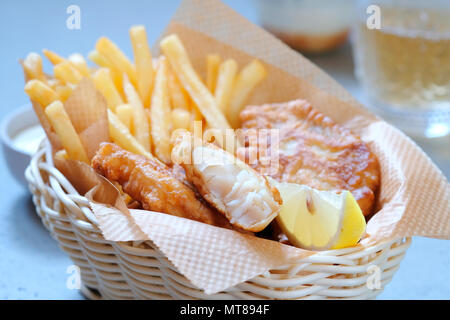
[32,0,449,295]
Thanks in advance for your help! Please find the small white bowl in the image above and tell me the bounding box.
[1,104,43,187]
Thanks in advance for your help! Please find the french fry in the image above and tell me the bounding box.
[190,113,203,139]
[96,37,137,87]
[88,50,107,67]
[190,98,203,121]
[48,79,72,101]
[54,149,68,161]
[160,34,231,131]
[206,54,221,92]
[24,80,59,107]
[43,49,65,65]
[54,61,83,85]
[150,58,172,163]
[68,53,91,77]
[46,78,58,86]
[107,109,153,159]
[227,59,267,128]
[23,52,46,82]
[123,74,151,151]
[45,101,89,163]
[167,65,189,110]
[93,68,123,112]
[47,78,62,88]
[43,49,90,78]
[115,104,133,132]
[189,100,203,132]
[171,108,191,130]
[214,59,238,112]
[88,50,124,95]
[130,25,154,108]
[54,85,73,102]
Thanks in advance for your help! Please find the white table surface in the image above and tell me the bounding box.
[0,0,448,300]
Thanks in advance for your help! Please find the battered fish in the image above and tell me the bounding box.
[172,131,282,232]
[92,142,232,228]
[239,99,380,216]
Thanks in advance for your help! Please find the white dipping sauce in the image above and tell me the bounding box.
[12,125,45,155]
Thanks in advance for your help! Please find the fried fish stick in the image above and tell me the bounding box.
[92,143,232,228]
[171,131,281,232]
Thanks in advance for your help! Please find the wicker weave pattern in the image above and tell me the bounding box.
[25,142,411,300]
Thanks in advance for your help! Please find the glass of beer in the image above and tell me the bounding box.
[353,0,450,138]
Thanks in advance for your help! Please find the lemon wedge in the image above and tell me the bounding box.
[275,182,366,250]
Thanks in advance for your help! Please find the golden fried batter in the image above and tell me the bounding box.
[172,131,282,232]
[239,99,380,216]
[92,142,232,228]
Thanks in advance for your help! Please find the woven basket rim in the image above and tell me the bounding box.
[27,139,409,253]
[25,140,412,299]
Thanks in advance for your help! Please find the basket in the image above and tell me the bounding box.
[25,141,411,300]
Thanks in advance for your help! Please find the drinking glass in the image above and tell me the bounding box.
[254,0,354,54]
[352,0,450,138]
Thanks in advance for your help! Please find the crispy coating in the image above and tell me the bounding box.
[92,142,232,228]
[239,99,380,216]
[172,132,282,232]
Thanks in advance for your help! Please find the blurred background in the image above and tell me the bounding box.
[0,0,448,299]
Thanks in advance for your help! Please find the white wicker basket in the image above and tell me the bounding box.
[25,141,411,300]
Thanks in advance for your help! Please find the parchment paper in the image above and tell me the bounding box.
[29,0,449,295]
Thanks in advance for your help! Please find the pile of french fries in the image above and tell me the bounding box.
[23,25,267,164]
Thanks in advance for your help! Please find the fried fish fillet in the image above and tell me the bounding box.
[239,99,380,216]
[172,131,282,232]
[92,142,232,228]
